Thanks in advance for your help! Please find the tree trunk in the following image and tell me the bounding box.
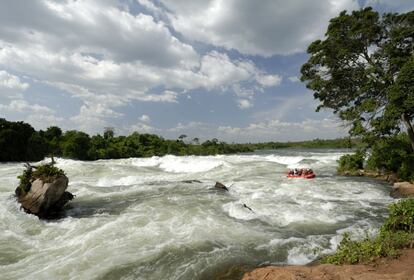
[402,113,414,152]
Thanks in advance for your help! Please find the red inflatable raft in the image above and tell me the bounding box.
[287,173,316,179]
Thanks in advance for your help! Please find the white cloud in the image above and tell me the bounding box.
[0,70,29,91]
[0,70,29,99]
[0,99,64,130]
[0,0,199,68]
[198,51,254,89]
[168,121,205,132]
[218,118,346,142]
[237,99,253,109]
[139,114,150,122]
[128,122,159,134]
[288,76,300,83]
[256,74,282,87]
[158,117,345,142]
[160,0,359,56]
[0,99,55,114]
[70,104,123,133]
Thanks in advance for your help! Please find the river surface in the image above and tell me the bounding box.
[0,149,393,280]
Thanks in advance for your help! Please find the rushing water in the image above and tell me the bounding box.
[0,149,393,280]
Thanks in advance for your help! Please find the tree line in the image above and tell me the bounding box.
[0,118,353,162]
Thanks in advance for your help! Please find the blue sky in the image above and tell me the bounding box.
[0,0,413,142]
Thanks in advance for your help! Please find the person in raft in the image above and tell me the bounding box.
[288,168,314,176]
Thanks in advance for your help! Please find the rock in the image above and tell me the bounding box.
[214,182,229,191]
[243,203,253,212]
[16,175,73,218]
[182,180,202,184]
[386,173,399,184]
[390,181,414,198]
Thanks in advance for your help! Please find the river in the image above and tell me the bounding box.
[0,149,393,279]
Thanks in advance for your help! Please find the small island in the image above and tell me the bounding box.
[15,161,74,219]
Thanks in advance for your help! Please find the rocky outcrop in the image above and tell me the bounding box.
[390,181,414,198]
[214,182,229,191]
[242,249,414,280]
[15,164,74,218]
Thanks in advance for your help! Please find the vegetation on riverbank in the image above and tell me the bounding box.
[323,198,414,264]
[337,133,414,182]
[0,118,354,162]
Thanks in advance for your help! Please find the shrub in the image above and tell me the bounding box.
[365,133,414,181]
[381,199,414,233]
[337,150,364,175]
[323,199,414,264]
[15,164,65,196]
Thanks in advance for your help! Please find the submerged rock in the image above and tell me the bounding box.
[391,181,414,198]
[214,182,229,191]
[15,163,74,218]
[182,179,202,184]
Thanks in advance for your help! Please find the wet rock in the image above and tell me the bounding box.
[390,182,414,198]
[182,180,202,184]
[15,165,74,218]
[214,182,229,191]
[243,203,253,212]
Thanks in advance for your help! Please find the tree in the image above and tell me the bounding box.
[61,130,91,160]
[178,134,187,141]
[301,8,414,151]
[103,127,114,139]
[192,137,200,145]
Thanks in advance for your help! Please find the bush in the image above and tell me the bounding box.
[323,199,414,264]
[381,199,414,233]
[32,165,65,182]
[365,134,414,181]
[337,150,364,175]
[15,164,65,196]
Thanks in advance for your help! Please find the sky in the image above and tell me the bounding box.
[0,0,413,142]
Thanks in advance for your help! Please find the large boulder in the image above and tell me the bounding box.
[15,164,74,218]
[390,181,414,198]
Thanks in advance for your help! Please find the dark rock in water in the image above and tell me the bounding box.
[16,173,74,219]
[182,180,202,184]
[243,203,253,212]
[214,182,229,191]
[390,182,414,198]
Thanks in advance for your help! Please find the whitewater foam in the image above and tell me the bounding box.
[0,149,394,280]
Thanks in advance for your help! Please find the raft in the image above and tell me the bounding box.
[287,173,316,179]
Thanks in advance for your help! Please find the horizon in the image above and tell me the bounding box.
[1,0,413,142]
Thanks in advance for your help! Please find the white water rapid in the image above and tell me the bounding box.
[0,149,393,279]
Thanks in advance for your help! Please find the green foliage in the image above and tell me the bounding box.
[337,151,364,174]
[381,199,414,233]
[15,164,65,197]
[32,165,65,183]
[16,169,33,195]
[1,118,357,162]
[61,130,91,160]
[365,133,414,181]
[0,118,39,161]
[323,199,414,264]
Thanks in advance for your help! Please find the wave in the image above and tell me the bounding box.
[128,155,225,173]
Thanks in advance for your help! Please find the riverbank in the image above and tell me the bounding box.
[342,169,414,198]
[242,248,414,280]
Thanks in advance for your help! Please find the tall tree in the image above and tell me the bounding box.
[301,8,414,151]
